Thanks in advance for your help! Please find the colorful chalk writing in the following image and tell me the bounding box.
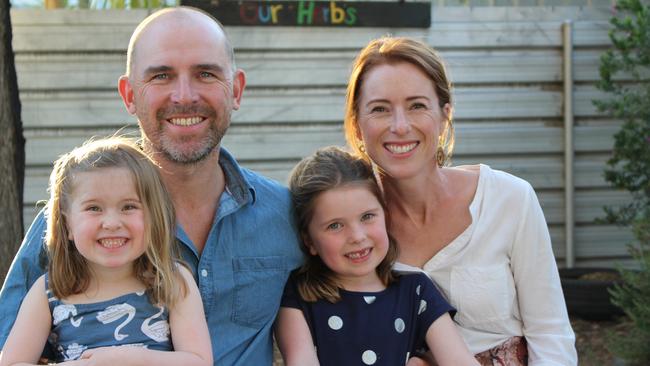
[181,0,431,28]
[238,1,356,25]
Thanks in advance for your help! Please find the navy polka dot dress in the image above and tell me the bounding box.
[281,272,456,365]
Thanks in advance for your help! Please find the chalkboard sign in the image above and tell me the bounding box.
[180,0,431,28]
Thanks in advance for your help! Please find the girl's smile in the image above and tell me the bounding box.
[306,185,390,292]
[64,167,146,275]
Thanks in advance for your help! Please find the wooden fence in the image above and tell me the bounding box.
[10,6,634,267]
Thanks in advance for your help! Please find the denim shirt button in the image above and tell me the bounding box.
[201,269,208,277]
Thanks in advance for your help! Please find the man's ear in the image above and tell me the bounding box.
[118,75,137,115]
[231,69,246,111]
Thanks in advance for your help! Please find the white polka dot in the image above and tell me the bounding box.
[416,285,421,296]
[364,296,376,304]
[394,318,405,333]
[362,350,377,365]
[328,315,343,330]
[418,299,427,315]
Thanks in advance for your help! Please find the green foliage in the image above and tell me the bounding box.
[595,0,650,227]
[607,218,650,364]
[595,0,650,363]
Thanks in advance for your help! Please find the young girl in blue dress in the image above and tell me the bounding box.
[0,137,212,366]
[276,146,478,366]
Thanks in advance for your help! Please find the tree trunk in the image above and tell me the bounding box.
[0,0,25,285]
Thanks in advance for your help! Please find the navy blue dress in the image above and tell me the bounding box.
[281,271,456,365]
[45,275,172,362]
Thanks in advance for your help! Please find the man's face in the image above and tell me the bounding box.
[120,14,244,165]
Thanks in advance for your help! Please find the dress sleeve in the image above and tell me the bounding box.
[280,270,303,310]
[510,184,577,365]
[414,273,457,347]
[0,210,49,350]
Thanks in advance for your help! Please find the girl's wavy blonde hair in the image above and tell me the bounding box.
[289,146,398,303]
[46,136,186,308]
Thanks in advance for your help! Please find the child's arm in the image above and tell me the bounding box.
[79,265,212,366]
[274,307,319,366]
[426,313,479,366]
[164,265,212,364]
[0,275,53,366]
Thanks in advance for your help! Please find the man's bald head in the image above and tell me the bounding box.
[125,6,236,79]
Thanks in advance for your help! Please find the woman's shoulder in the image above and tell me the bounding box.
[475,164,534,196]
[446,164,480,182]
[444,165,481,202]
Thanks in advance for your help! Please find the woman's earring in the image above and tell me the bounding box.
[358,142,366,153]
[436,146,446,167]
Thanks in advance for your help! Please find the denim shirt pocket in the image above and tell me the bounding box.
[231,256,288,328]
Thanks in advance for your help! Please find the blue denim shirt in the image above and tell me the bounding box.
[0,148,303,365]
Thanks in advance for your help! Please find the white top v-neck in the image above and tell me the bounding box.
[394,165,577,365]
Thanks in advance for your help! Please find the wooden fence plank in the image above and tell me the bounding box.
[15,48,613,91]
[18,84,613,128]
[11,9,612,52]
[21,123,618,164]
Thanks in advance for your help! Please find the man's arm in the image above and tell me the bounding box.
[0,211,49,350]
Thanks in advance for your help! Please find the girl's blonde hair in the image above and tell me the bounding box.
[344,36,455,166]
[45,136,186,308]
[289,146,398,303]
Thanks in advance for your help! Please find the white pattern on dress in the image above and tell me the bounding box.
[52,304,83,327]
[96,303,136,341]
[327,315,343,330]
[362,350,377,365]
[418,300,427,315]
[141,306,170,342]
[63,343,87,361]
[394,318,405,333]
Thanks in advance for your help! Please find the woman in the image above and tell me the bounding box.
[343,36,577,365]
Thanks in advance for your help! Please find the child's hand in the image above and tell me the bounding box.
[405,356,432,366]
[78,346,139,365]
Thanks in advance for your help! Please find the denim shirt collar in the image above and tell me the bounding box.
[219,147,257,206]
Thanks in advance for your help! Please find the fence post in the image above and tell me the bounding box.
[562,20,575,268]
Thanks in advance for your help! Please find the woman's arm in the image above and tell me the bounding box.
[0,275,53,366]
[274,307,319,366]
[511,184,577,365]
[426,313,478,366]
[80,266,212,366]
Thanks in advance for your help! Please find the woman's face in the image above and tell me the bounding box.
[356,61,450,180]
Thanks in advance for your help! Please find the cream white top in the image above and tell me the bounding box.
[394,164,577,366]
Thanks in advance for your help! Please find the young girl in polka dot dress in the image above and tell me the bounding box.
[276,146,478,366]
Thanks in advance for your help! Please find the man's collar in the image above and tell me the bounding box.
[218,147,257,205]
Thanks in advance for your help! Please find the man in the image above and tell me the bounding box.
[0,7,302,365]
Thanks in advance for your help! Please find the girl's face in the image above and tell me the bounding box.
[64,167,147,275]
[357,61,451,180]
[306,184,390,291]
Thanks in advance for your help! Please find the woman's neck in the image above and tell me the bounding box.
[380,168,452,226]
